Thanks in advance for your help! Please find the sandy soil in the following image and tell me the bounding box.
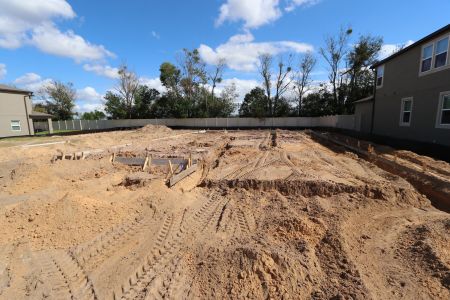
[0,127,449,299]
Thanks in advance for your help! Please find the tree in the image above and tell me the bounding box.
[301,85,335,117]
[178,49,207,100]
[273,54,293,114]
[33,103,48,113]
[207,58,226,116]
[209,83,237,117]
[104,91,127,119]
[239,87,268,118]
[159,62,181,96]
[258,54,273,116]
[115,65,139,118]
[294,52,316,116]
[274,97,292,117]
[319,27,353,113]
[40,80,76,120]
[81,110,106,120]
[133,86,160,119]
[344,35,383,112]
[150,95,190,118]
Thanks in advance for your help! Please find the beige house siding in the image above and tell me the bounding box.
[373,28,450,147]
[0,92,34,137]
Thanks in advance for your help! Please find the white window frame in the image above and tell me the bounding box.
[434,37,449,69]
[399,97,413,127]
[376,65,384,89]
[419,33,450,76]
[420,43,434,73]
[435,91,450,129]
[11,120,21,131]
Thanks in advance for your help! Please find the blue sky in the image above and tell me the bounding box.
[0,0,449,113]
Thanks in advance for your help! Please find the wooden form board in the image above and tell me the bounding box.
[114,156,197,168]
[168,164,198,187]
[114,157,147,166]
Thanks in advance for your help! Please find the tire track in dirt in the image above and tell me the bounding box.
[280,150,321,181]
[0,244,13,296]
[236,209,251,235]
[237,158,280,180]
[34,250,97,300]
[223,153,263,180]
[255,151,269,168]
[119,193,227,299]
[223,132,271,180]
[71,215,153,271]
[118,213,177,300]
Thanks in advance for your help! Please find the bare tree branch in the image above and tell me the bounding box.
[319,27,352,112]
[294,52,316,116]
[115,65,139,119]
[258,53,273,116]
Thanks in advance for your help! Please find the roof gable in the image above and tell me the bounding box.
[0,84,32,95]
[372,24,450,68]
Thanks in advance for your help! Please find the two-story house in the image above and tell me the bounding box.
[355,24,450,147]
[0,84,54,138]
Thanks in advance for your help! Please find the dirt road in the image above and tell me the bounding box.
[0,127,449,299]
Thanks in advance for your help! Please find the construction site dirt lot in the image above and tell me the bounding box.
[0,126,449,300]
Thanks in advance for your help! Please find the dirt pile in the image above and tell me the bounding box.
[0,129,449,299]
[137,124,172,134]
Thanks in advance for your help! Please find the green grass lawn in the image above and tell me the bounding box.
[34,129,79,136]
[0,130,78,148]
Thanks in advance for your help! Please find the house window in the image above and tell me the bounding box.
[421,44,433,72]
[437,93,450,126]
[11,120,21,131]
[400,98,413,126]
[434,37,449,68]
[376,65,384,87]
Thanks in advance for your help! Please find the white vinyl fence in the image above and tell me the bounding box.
[52,115,356,132]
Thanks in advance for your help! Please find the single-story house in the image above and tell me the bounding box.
[355,24,450,147]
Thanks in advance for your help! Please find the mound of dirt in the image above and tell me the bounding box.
[0,129,449,299]
[137,124,172,133]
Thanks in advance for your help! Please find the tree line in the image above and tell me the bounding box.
[35,28,384,120]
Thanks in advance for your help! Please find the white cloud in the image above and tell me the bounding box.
[216,0,321,29]
[379,40,414,59]
[83,64,120,79]
[77,86,103,103]
[198,32,313,72]
[75,102,104,114]
[216,0,281,29]
[140,77,166,94]
[14,72,41,85]
[0,63,6,79]
[75,87,105,114]
[31,23,115,62]
[13,72,52,92]
[217,78,259,101]
[285,0,320,12]
[0,0,114,64]
[0,0,75,49]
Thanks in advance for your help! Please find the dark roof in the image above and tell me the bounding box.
[0,84,33,95]
[372,24,450,68]
[29,111,53,119]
